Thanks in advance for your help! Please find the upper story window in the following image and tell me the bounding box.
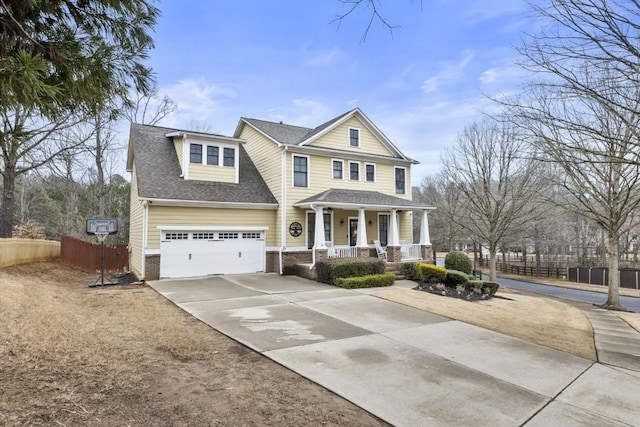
[395,167,406,194]
[293,155,308,187]
[332,160,343,179]
[349,161,359,181]
[223,147,235,167]
[207,146,219,165]
[349,128,360,147]
[190,144,202,163]
[365,163,375,182]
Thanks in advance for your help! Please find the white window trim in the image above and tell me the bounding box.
[378,213,390,245]
[332,158,344,180]
[349,161,360,181]
[395,166,406,194]
[365,162,376,183]
[305,210,334,249]
[292,154,310,188]
[348,127,361,148]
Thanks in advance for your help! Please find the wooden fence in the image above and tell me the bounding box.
[0,238,61,268]
[60,236,129,273]
[496,263,567,279]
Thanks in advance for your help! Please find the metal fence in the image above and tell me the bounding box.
[60,236,129,273]
[567,267,640,290]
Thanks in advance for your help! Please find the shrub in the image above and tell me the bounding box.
[315,259,385,285]
[444,251,472,275]
[402,262,419,280]
[481,281,500,295]
[334,273,395,289]
[416,263,447,282]
[443,269,470,288]
[468,280,484,294]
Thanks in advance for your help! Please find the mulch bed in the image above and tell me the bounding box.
[414,282,494,301]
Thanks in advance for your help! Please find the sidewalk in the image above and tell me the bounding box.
[151,274,640,426]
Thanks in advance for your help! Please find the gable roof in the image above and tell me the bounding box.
[234,108,417,163]
[128,124,278,206]
[294,189,435,210]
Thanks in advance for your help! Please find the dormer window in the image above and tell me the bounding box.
[223,148,235,166]
[207,146,219,165]
[349,128,360,147]
[190,144,202,163]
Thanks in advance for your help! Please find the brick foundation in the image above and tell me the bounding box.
[145,255,160,281]
[387,245,402,262]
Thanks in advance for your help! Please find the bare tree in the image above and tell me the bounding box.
[0,106,90,237]
[122,87,177,126]
[441,120,545,281]
[332,0,422,42]
[503,0,640,309]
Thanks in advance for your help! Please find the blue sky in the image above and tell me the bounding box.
[144,0,535,183]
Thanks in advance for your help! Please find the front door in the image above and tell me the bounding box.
[349,218,358,246]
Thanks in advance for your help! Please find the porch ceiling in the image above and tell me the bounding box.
[293,188,435,211]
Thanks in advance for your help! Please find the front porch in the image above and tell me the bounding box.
[325,242,425,263]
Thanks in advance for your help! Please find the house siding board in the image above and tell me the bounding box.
[189,163,236,183]
[128,164,144,278]
[174,137,184,171]
[146,206,276,249]
[309,117,393,157]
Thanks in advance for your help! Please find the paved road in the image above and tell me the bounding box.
[488,275,640,313]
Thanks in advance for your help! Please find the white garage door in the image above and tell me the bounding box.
[160,230,265,279]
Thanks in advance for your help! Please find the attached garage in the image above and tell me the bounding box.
[159,227,266,279]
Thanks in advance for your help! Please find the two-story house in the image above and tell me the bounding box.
[127,108,434,280]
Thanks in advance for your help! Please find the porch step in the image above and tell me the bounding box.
[385,262,406,280]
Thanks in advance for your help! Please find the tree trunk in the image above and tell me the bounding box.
[602,233,623,310]
[0,164,17,237]
[95,116,105,217]
[489,244,497,281]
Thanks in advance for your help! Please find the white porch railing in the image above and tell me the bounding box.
[401,244,421,261]
[327,245,358,259]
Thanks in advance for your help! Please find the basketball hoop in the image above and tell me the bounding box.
[86,218,118,287]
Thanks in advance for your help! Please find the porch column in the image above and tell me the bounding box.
[388,209,400,246]
[314,206,326,249]
[356,208,369,258]
[387,209,401,262]
[356,208,368,247]
[419,210,431,245]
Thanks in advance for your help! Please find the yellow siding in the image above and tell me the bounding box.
[308,117,393,157]
[174,136,184,172]
[128,165,144,278]
[239,124,285,244]
[189,164,236,183]
[239,125,283,200]
[287,151,411,200]
[146,206,277,249]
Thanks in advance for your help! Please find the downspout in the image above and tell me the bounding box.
[279,146,288,274]
[310,203,317,269]
[141,200,149,279]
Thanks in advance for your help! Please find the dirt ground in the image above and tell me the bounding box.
[0,261,387,426]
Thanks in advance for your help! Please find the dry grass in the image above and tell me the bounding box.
[615,311,640,332]
[0,262,385,426]
[378,286,597,361]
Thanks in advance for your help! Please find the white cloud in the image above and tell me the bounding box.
[421,50,475,93]
[304,47,345,67]
[160,78,237,129]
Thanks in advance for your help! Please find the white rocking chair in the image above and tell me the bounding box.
[374,240,387,261]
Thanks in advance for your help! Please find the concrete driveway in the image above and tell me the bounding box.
[150,274,640,427]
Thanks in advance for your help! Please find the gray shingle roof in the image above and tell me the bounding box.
[130,124,278,205]
[294,189,434,209]
[242,118,311,145]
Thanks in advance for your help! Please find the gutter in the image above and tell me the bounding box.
[141,200,149,279]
